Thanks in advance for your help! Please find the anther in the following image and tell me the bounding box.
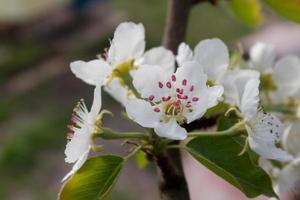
[192,97,199,102]
[190,85,194,92]
[158,82,163,88]
[186,103,192,108]
[148,95,155,101]
[153,107,160,112]
[166,81,172,88]
[162,96,171,101]
[182,79,187,86]
[171,74,176,81]
[176,88,183,94]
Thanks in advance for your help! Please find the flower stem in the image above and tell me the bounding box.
[188,121,246,137]
[124,145,143,160]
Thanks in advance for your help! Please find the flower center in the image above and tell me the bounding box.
[149,74,200,124]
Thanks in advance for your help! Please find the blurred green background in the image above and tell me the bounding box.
[0,0,297,199]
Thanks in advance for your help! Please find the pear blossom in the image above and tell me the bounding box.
[220,68,260,105]
[70,22,175,104]
[249,42,276,74]
[176,38,229,83]
[236,78,293,161]
[63,85,102,181]
[126,61,223,140]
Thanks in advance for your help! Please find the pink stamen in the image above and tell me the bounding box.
[190,85,194,92]
[177,94,188,99]
[166,81,172,88]
[158,82,163,88]
[186,103,192,108]
[153,107,160,112]
[173,100,181,106]
[162,96,171,101]
[171,74,176,81]
[176,88,183,94]
[192,97,199,102]
[67,125,73,131]
[182,79,187,86]
[148,95,155,101]
[71,115,77,123]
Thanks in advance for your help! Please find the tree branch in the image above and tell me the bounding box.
[162,0,191,53]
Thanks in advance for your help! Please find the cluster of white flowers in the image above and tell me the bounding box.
[63,22,299,195]
[247,43,300,196]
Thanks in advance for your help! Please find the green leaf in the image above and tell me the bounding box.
[229,0,263,26]
[58,155,124,200]
[135,150,148,169]
[263,0,300,23]
[186,136,276,198]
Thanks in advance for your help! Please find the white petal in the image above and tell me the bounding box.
[249,42,275,73]
[141,47,175,75]
[175,61,206,89]
[185,85,223,124]
[65,127,91,163]
[220,69,260,105]
[282,123,300,157]
[206,85,224,108]
[90,85,102,120]
[240,78,260,119]
[62,149,89,182]
[70,59,111,86]
[194,38,229,81]
[154,119,187,140]
[248,130,293,161]
[176,42,193,67]
[125,98,160,128]
[108,22,145,66]
[246,113,294,161]
[104,78,130,106]
[297,105,300,118]
[277,157,300,195]
[132,65,168,101]
[273,55,300,98]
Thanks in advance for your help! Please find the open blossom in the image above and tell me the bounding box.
[70,22,175,105]
[176,38,229,83]
[63,86,101,181]
[220,68,260,105]
[235,78,293,161]
[126,61,223,140]
[249,42,300,99]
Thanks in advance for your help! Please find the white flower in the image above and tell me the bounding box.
[176,38,229,83]
[273,55,300,99]
[249,42,276,74]
[220,69,260,105]
[237,78,293,161]
[70,22,145,86]
[107,22,145,67]
[63,85,102,181]
[126,61,223,140]
[70,22,175,104]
